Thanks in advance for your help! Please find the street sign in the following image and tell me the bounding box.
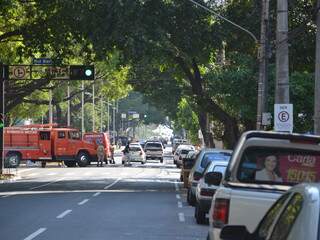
[7,65,95,81]
[10,65,30,80]
[121,113,127,119]
[132,113,140,119]
[32,58,52,65]
[274,104,293,133]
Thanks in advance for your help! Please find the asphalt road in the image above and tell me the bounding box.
[0,156,208,240]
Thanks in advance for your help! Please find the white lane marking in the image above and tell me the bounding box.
[1,195,10,198]
[104,178,122,190]
[29,178,65,190]
[178,213,185,222]
[178,201,183,208]
[176,194,181,200]
[93,192,101,197]
[78,199,89,205]
[47,172,57,176]
[56,209,72,219]
[23,228,47,240]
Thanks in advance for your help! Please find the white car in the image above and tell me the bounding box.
[144,141,164,162]
[174,144,195,167]
[207,131,320,240]
[122,143,146,164]
[195,161,228,224]
[219,183,320,240]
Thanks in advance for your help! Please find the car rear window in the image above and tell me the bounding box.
[129,147,141,152]
[201,152,232,168]
[238,147,320,185]
[181,149,190,155]
[146,143,162,148]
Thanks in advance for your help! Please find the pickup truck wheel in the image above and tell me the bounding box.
[195,203,206,224]
[77,152,90,167]
[64,161,77,167]
[5,152,21,168]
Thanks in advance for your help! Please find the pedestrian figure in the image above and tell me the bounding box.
[109,145,115,164]
[97,144,105,167]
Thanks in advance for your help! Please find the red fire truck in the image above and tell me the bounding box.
[4,124,98,168]
[83,132,112,163]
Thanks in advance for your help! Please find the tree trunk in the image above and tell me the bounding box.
[175,56,240,149]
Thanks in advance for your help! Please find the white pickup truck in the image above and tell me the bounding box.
[207,131,320,240]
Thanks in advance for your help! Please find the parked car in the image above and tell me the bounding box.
[174,144,195,167]
[180,150,198,184]
[219,183,320,240]
[172,138,188,154]
[144,141,164,162]
[208,131,320,240]
[122,143,146,164]
[187,148,232,206]
[194,160,229,224]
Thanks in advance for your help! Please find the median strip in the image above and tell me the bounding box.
[24,228,47,240]
[56,209,72,219]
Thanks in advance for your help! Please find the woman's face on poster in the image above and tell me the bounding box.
[265,155,277,172]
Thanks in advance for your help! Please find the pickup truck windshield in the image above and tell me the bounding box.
[238,147,320,185]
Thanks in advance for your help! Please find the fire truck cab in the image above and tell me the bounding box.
[4,124,97,168]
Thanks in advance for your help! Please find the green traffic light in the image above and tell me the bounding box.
[85,69,93,77]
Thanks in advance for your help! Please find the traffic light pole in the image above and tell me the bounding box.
[0,63,5,174]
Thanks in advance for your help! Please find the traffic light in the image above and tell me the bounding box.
[69,65,95,80]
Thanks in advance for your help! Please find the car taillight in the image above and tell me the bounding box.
[200,188,215,197]
[193,172,202,181]
[212,198,230,228]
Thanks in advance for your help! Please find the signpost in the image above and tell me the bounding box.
[274,104,293,133]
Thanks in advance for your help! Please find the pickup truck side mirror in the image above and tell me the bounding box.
[204,172,223,186]
[220,225,251,240]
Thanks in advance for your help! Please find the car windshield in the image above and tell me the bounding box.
[181,149,190,155]
[201,152,232,168]
[238,147,320,185]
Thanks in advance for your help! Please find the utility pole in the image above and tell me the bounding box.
[275,0,289,104]
[81,81,85,133]
[107,98,110,134]
[113,101,116,144]
[92,84,95,132]
[257,0,270,129]
[315,0,320,135]
[100,96,103,132]
[49,83,53,124]
[67,81,71,126]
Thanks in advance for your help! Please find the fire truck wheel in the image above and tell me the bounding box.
[5,152,21,168]
[77,152,90,167]
[64,161,77,167]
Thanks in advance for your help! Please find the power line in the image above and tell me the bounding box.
[187,0,258,43]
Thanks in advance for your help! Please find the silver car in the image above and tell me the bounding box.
[187,148,232,206]
[219,183,320,240]
[195,160,228,224]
